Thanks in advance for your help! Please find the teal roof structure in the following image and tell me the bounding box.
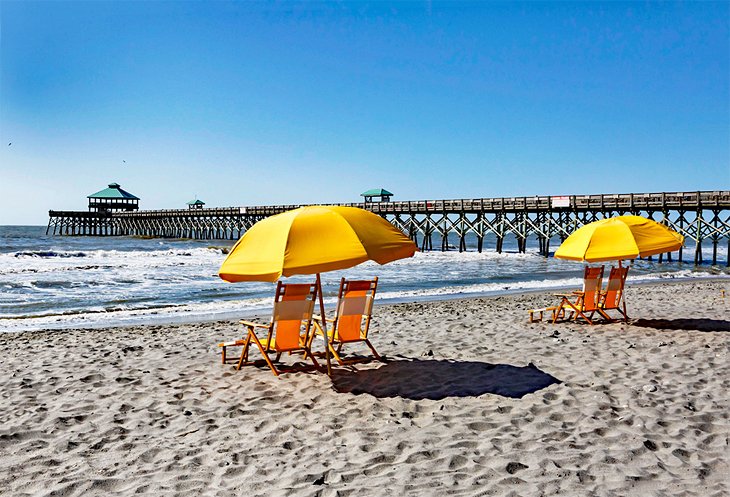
[88,183,140,200]
[187,199,206,205]
[360,188,393,197]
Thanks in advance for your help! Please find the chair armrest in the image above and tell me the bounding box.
[239,320,270,329]
[312,314,335,323]
[554,290,584,297]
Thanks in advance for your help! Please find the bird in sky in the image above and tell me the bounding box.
[122,160,126,163]
[7,142,11,146]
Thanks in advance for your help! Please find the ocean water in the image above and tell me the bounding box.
[1,225,728,332]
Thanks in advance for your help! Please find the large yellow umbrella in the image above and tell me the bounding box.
[554,215,684,264]
[219,205,418,374]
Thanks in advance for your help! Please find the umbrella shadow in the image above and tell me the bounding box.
[631,318,730,332]
[331,358,561,400]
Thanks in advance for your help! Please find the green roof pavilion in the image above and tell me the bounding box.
[87,182,140,212]
[187,199,205,210]
[360,188,393,203]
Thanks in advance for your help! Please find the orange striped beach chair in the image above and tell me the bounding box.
[597,266,629,322]
[312,277,382,365]
[218,281,320,376]
[553,265,605,325]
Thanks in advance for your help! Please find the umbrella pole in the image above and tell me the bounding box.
[316,273,332,376]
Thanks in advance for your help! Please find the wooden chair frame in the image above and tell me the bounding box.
[553,266,605,325]
[219,281,320,376]
[528,305,564,323]
[312,277,382,365]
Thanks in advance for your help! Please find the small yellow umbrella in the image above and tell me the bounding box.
[555,215,684,264]
[219,205,418,374]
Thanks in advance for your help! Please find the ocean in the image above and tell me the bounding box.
[1,225,727,332]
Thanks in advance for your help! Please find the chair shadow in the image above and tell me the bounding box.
[331,358,561,401]
[631,318,730,332]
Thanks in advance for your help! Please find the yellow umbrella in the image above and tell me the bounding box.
[220,205,416,282]
[554,215,684,263]
[219,205,418,374]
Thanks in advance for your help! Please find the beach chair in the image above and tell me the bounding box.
[311,277,382,365]
[219,281,320,376]
[553,266,604,325]
[597,266,629,322]
[528,305,562,323]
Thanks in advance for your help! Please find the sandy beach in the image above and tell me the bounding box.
[1,279,728,496]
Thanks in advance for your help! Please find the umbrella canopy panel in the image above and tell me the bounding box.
[219,206,417,283]
[555,215,684,263]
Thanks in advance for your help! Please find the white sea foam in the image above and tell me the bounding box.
[1,227,728,332]
[1,267,727,333]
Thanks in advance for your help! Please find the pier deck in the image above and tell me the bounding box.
[48,190,730,265]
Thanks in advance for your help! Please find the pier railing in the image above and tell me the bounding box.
[87,190,730,216]
[48,190,730,265]
[364,190,730,213]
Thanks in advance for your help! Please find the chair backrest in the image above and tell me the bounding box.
[334,277,378,342]
[581,266,604,311]
[602,266,629,309]
[271,282,317,351]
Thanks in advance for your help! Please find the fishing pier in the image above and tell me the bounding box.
[48,190,730,265]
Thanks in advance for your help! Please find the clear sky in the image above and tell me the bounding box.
[1,1,728,225]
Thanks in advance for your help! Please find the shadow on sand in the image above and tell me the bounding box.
[331,359,560,401]
[632,318,730,332]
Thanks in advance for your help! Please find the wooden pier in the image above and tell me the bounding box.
[48,190,730,265]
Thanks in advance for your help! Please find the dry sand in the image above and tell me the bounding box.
[1,279,728,496]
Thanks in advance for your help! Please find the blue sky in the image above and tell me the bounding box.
[1,1,728,225]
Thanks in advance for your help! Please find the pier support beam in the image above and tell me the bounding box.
[46,191,730,265]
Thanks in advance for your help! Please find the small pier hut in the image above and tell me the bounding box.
[361,188,393,203]
[88,183,139,212]
[187,199,206,210]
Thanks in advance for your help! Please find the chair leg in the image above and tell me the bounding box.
[236,333,253,370]
[221,345,227,365]
[256,343,279,377]
[551,304,570,322]
[239,333,280,376]
[242,337,250,364]
[552,303,565,323]
[597,308,613,322]
[556,300,579,323]
[304,346,320,369]
[580,311,594,325]
[302,333,313,359]
[329,342,346,366]
[304,321,328,361]
[614,309,628,322]
[364,339,383,362]
[571,308,594,325]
